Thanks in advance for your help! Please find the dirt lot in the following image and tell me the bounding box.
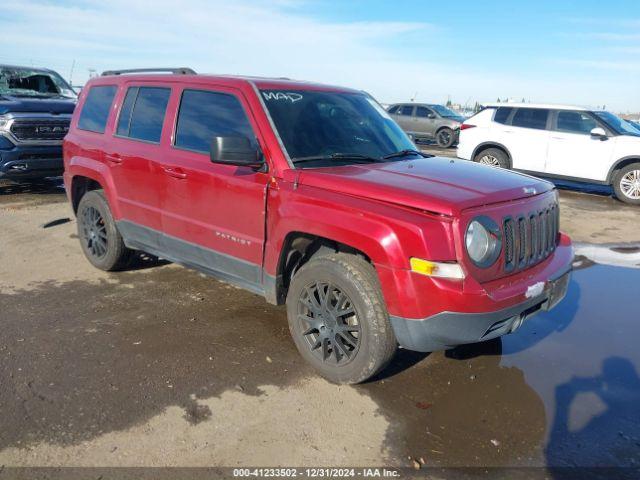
[1,181,639,473]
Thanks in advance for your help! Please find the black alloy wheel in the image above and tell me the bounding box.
[80,205,108,259]
[76,190,133,271]
[297,281,361,365]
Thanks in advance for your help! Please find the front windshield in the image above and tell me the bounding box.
[430,104,461,118]
[593,111,640,136]
[0,67,76,99]
[624,119,640,134]
[260,89,416,167]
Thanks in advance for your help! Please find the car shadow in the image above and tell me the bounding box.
[366,349,430,383]
[545,356,640,471]
[126,251,171,271]
[360,334,548,467]
[0,178,65,196]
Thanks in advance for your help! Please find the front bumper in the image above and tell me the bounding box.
[0,145,64,181]
[390,260,572,353]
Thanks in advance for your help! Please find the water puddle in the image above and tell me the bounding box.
[365,243,640,468]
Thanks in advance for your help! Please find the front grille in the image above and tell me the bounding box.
[10,119,70,142]
[18,152,62,161]
[504,218,515,266]
[504,203,559,272]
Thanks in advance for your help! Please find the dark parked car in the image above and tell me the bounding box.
[0,65,76,184]
[387,103,464,147]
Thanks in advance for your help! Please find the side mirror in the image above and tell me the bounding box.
[590,127,608,140]
[210,136,264,169]
[427,113,436,119]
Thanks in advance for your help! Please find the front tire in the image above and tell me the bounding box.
[77,190,133,271]
[436,127,455,148]
[474,147,510,169]
[613,163,640,205]
[286,253,397,384]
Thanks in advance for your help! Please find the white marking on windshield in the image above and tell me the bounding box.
[262,91,303,103]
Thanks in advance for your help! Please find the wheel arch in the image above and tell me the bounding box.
[606,156,640,184]
[268,231,375,305]
[71,176,103,214]
[66,156,120,217]
[435,124,454,134]
[472,142,512,168]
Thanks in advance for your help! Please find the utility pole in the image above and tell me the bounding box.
[69,59,76,85]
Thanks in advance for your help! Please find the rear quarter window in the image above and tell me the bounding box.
[511,108,550,130]
[116,86,171,143]
[493,107,513,124]
[77,85,117,133]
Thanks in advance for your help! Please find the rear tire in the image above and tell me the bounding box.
[613,163,640,205]
[474,147,510,169]
[436,127,455,148]
[77,190,133,271]
[286,253,397,384]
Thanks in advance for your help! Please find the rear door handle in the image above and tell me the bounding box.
[163,166,187,179]
[105,154,123,164]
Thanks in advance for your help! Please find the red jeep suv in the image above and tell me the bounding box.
[63,68,573,383]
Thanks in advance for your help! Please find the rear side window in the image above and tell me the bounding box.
[493,107,513,124]
[175,89,255,153]
[397,105,414,116]
[511,108,549,130]
[116,87,171,143]
[77,85,117,133]
[556,110,597,134]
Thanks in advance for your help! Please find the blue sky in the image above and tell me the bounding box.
[2,0,639,111]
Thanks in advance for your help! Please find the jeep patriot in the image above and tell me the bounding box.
[63,68,573,383]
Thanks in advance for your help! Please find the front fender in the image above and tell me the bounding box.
[263,180,456,313]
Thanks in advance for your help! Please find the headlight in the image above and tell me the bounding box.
[465,216,501,267]
[0,134,14,149]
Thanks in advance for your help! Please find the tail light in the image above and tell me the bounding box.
[460,123,476,131]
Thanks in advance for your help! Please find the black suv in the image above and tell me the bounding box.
[0,65,76,183]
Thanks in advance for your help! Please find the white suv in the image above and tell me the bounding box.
[457,103,640,204]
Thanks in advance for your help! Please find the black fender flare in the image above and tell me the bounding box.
[606,156,640,184]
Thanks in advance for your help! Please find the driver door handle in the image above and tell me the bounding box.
[163,166,188,179]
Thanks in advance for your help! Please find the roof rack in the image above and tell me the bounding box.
[101,68,196,76]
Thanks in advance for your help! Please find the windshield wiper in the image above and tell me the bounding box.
[292,153,386,165]
[382,149,433,160]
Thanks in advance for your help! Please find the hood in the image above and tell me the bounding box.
[0,94,76,115]
[297,157,553,216]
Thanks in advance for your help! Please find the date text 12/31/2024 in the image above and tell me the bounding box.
[233,468,401,478]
